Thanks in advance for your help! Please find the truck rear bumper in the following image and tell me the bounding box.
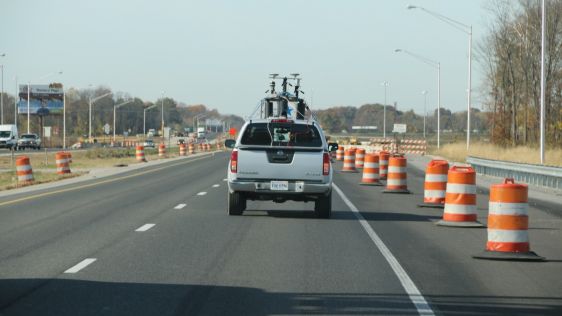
[228,180,331,195]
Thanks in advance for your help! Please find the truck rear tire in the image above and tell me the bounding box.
[314,191,332,219]
[228,191,246,216]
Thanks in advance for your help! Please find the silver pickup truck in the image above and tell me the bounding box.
[224,118,338,218]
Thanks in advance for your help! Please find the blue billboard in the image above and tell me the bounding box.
[18,84,64,115]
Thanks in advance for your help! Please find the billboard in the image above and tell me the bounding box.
[18,84,64,115]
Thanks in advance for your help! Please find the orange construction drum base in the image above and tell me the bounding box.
[436,219,485,228]
[417,202,445,209]
[382,188,411,194]
[472,250,544,261]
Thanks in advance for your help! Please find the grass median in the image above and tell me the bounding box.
[431,142,562,167]
[0,146,185,191]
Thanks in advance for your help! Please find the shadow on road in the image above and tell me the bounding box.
[1,278,562,315]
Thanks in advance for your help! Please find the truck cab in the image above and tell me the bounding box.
[0,125,19,150]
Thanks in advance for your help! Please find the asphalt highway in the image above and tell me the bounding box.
[0,152,561,315]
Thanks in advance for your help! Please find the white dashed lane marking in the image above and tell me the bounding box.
[212,184,220,188]
[64,258,97,274]
[197,192,207,196]
[174,204,186,209]
[135,224,155,232]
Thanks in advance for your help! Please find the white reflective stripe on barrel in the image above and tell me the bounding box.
[425,174,448,182]
[386,179,406,186]
[424,190,446,198]
[388,166,406,173]
[18,174,33,181]
[364,162,379,168]
[488,202,528,216]
[16,165,32,172]
[443,204,477,214]
[446,183,476,194]
[487,229,529,243]
[363,173,379,180]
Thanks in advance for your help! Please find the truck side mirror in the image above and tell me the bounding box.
[11,136,15,140]
[224,139,236,148]
[328,142,338,152]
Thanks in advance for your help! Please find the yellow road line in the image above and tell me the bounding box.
[0,154,215,207]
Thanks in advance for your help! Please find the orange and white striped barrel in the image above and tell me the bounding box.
[383,156,410,193]
[55,152,71,174]
[473,178,543,260]
[216,142,222,151]
[66,151,73,163]
[341,149,357,172]
[158,143,166,157]
[188,143,195,154]
[198,143,204,151]
[206,143,211,151]
[336,146,344,161]
[419,160,449,207]
[16,156,33,184]
[438,166,483,227]
[355,148,366,169]
[179,143,187,156]
[136,145,146,162]
[379,151,390,180]
[360,153,382,186]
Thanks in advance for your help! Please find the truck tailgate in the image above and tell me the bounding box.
[237,148,324,181]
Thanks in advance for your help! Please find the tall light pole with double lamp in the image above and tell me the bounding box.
[113,99,133,141]
[143,103,159,137]
[407,5,472,149]
[540,0,546,164]
[381,81,389,138]
[160,91,165,135]
[395,49,441,148]
[0,53,6,124]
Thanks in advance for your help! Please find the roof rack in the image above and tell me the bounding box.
[248,74,318,122]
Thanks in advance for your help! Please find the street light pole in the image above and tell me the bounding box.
[161,92,164,136]
[0,53,5,125]
[381,81,389,138]
[63,92,66,149]
[113,99,133,141]
[88,92,112,141]
[421,90,428,139]
[540,0,546,164]
[395,49,441,148]
[408,5,471,150]
[143,103,159,137]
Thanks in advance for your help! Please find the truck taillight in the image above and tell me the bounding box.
[323,152,330,175]
[230,150,238,173]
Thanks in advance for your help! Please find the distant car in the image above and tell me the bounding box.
[143,139,155,148]
[17,133,41,150]
[177,138,185,145]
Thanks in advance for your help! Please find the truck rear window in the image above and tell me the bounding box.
[241,123,323,147]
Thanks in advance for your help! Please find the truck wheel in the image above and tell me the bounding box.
[314,191,332,219]
[228,191,246,215]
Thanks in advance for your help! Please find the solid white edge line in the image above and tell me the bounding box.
[135,223,156,232]
[332,183,435,316]
[64,258,97,274]
[174,203,187,209]
[197,192,207,196]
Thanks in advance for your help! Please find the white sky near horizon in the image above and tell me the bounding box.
[1,0,492,116]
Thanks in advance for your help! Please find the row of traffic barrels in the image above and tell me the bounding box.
[335,146,543,261]
[15,152,73,185]
[135,142,221,162]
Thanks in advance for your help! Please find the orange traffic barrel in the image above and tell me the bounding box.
[418,160,449,208]
[355,148,366,169]
[360,153,383,186]
[473,178,544,261]
[198,143,203,151]
[336,146,344,161]
[383,156,410,194]
[206,143,211,151]
[188,143,195,154]
[135,145,146,162]
[179,143,187,156]
[55,152,71,174]
[379,151,390,180]
[158,143,166,157]
[16,156,34,184]
[341,149,357,173]
[216,142,222,150]
[66,151,73,163]
[437,166,484,227]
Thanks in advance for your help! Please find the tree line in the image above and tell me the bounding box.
[478,0,562,146]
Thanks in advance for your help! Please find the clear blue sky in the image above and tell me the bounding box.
[1,0,491,116]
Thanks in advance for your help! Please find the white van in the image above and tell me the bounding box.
[0,125,19,150]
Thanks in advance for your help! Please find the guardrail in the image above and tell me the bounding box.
[466,156,562,190]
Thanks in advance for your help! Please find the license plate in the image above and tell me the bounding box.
[270,181,289,191]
